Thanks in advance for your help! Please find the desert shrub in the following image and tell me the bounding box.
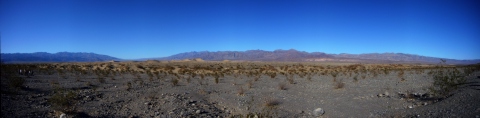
[49,87,78,113]
[429,68,466,97]
[215,77,220,84]
[253,75,260,81]
[97,77,106,83]
[85,81,92,86]
[198,89,207,95]
[60,74,69,79]
[397,69,404,79]
[306,74,312,81]
[334,79,345,89]
[286,74,294,84]
[185,76,191,84]
[214,74,220,84]
[9,76,25,89]
[126,82,132,90]
[463,67,476,75]
[278,82,287,90]
[269,72,277,79]
[330,71,338,82]
[232,108,277,118]
[264,97,280,108]
[352,75,358,82]
[237,86,245,96]
[383,68,390,75]
[246,80,253,89]
[371,70,378,78]
[171,78,179,86]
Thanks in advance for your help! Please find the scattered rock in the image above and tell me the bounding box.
[59,113,67,118]
[408,105,414,109]
[196,110,201,114]
[313,108,325,116]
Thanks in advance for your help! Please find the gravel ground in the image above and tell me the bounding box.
[1,62,479,118]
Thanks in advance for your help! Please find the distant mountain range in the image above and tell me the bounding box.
[154,49,480,64]
[1,52,119,63]
[155,49,332,61]
[2,50,480,64]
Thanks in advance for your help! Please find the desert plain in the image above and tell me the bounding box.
[1,60,480,118]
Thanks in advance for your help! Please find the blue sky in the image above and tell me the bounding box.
[1,0,479,60]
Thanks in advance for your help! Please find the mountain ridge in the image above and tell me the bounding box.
[2,50,479,64]
[1,52,119,63]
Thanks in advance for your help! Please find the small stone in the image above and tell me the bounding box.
[313,108,325,116]
[59,113,67,118]
[378,94,385,97]
[196,110,201,114]
[384,91,390,96]
[408,105,414,109]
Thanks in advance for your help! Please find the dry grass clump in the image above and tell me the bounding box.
[246,80,253,89]
[126,82,132,91]
[264,97,280,108]
[352,75,358,82]
[334,79,345,89]
[306,74,312,81]
[330,71,339,82]
[269,72,277,79]
[84,81,92,87]
[8,76,25,89]
[49,87,78,113]
[97,77,106,83]
[278,82,287,90]
[237,86,245,96]
[428,68,466,98]
[214,73,220,84]
[253,75,260,81]
[286,74,295,84]
[198,89,207,95]
[397,69,405,81]
[361,75,366,79]
[171,78,179,86]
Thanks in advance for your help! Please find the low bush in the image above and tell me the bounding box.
[278,82,287,90]
[429,68,466,98]
[49,87,78,113]
[334,79,345,89]
[9,76,25,89]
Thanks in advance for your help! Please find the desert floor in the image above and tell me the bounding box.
[1,61,479,118]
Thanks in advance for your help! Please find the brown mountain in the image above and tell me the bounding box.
[2,50,479,64]
[157,49,480,64]
[158,49,332,61]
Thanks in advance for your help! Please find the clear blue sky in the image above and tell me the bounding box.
[1,0,479,60]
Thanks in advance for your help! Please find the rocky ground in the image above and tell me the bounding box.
[1,61,479,118]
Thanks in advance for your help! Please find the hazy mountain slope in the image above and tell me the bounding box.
[2,50,479,64]
[159,50,480,64]
[159,49,332,61]
[1,52,119,63]
[332,53,480,64]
